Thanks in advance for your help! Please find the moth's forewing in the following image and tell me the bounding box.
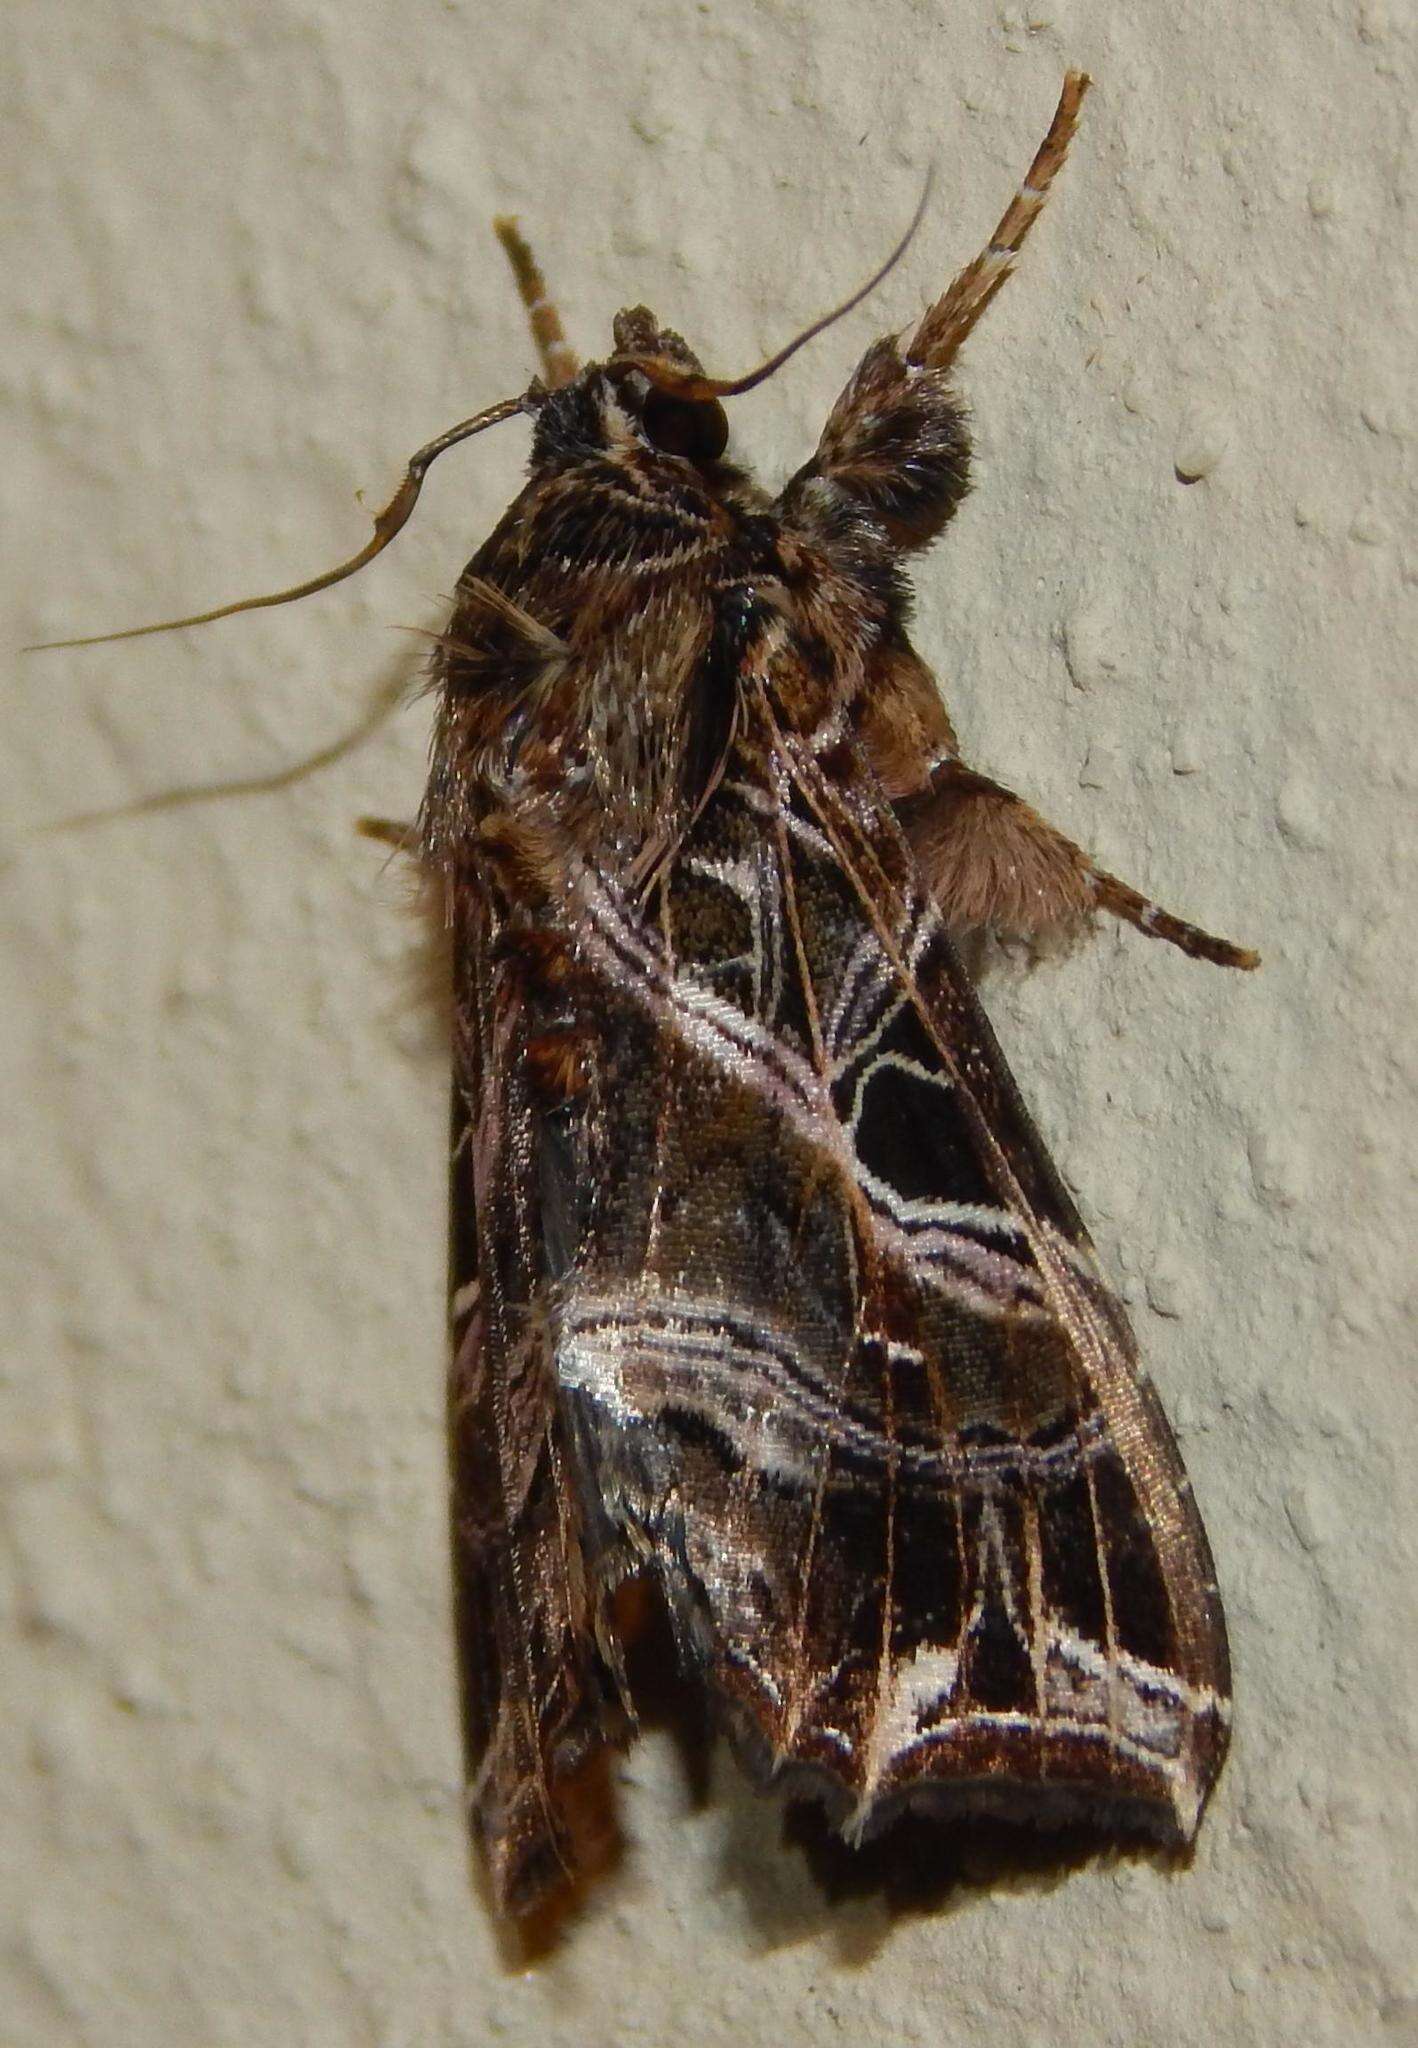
[539,695,1230,1852]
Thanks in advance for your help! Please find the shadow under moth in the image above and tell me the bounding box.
[44,72,1257,1921]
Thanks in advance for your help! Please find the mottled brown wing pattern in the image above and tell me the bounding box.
[445,888,621,1914]
[552,678,1230,1846]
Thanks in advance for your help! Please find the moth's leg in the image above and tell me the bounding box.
[1088,865,1259,970]
[896,760,1259,969]
[494,218,580,389]
[777,74,1088,553]
[356,814,418,851]
[908,71,1089,385]
[852,638,959,799]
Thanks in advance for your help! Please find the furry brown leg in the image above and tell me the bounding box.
[896,762,1258,968]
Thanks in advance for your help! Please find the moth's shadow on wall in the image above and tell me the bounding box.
[726,1793,1126,1965]
[629,1604,1184,1965]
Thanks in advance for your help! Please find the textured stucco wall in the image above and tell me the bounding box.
[5,5,1415,2044]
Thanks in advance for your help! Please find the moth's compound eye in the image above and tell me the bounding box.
[641,390,729,461]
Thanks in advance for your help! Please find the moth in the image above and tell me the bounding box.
[43,73,1257,1920]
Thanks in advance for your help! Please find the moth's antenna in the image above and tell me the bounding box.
[628,168,936,404]
[26,393,533,653]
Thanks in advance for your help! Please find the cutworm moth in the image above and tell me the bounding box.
[42,73,1257,1919]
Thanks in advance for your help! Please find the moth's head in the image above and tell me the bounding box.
[529,306,732,469]
[522,182,932,478]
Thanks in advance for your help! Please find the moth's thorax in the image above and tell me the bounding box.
[424,420,900,878]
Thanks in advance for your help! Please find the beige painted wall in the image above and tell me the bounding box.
[5,3,1414,2042]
